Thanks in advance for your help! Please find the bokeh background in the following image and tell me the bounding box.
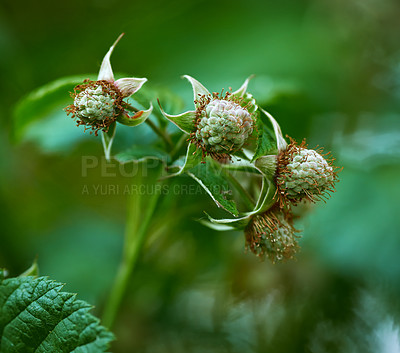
[1,0,400,352]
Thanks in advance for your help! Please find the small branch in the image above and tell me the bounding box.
[170,134,188,161]
[145,118,174,149]
[102,165,163,329]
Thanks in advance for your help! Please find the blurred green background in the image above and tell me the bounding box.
[1,0,400,352]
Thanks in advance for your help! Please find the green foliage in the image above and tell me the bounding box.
[11,75,183,154]
[12,75,96,153]
[115,145,169,164]
[187,158,239,216]
[170,142,202,175]
[13,76,93,143]
[0,271,114,353]
[252,112,277,161]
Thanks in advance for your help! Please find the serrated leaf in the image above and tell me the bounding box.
[0,275,114,352]
[115,145,169,164]
[187,158,239,216]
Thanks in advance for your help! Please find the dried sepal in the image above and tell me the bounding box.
[114,77,147,98]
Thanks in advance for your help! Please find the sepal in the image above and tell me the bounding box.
[117,103,153,126]
[168,142,202,177]
[183,75,210,108]
[158,101,196,133]
[261,108,287,152]
[114,77,147,97]
[254,155,277,179]
[232,76,258,114]
[98,33,124,81]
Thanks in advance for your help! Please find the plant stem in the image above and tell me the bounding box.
[170,134,188,161]
[145,118,174,149]
[222,169,255,211]
[102,165,162,329]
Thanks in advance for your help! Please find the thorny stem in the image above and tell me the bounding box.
[124,103,173,149]
[102,164,162,329]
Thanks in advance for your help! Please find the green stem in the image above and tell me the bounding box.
[145,118,174,149]
[222,169,255,211]
[102,167,162,329]
[170,134,188,161]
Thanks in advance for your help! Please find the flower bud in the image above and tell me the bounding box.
[193,94,254,158]
[276,139,338,204]
[245,208,299,263]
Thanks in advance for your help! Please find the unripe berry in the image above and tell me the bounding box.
[193,94,254,158]
[74,85,116,122]
[276,139,338,204]
[66,80,123,135]
[245,209,299,263]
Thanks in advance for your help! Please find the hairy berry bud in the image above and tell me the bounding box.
[193,95,254,158]
[277,139,339,204]
[74,85,116,121]
[245,208,299,263]
[66,80,123,135]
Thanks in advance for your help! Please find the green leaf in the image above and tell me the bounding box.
[252,112,277,162]
[13,75,95,143]
[187,158,239,216]
[115,145,169,164]
[0,275,114,352]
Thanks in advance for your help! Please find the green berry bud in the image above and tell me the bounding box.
[277,139,338,204]
[194,98,254,156]
[74,85,116,122]
[66,80,123,135]
[245,209,299,263]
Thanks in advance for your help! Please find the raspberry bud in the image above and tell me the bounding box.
[193,95,254,158]
[245,208,299,263]
[277,139,339,204]
[66,80,123,135]
[74,85,115,121]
